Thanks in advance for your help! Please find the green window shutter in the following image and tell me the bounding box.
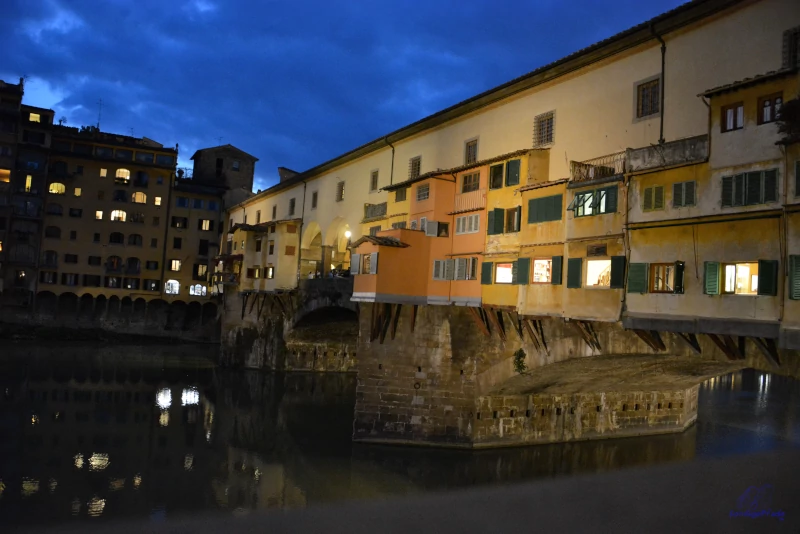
[627,263,648,293]
[763,169,778,203]
[745,171,762,205]
[550,194,562,221]
[516,257,530,285]
[643,187,653,211]
[481,262,493,285]
[551,256,563,285]
[527,199,537,223]
[493,208,505,234]
[721,176,733,207]
[672,183,683,208]
[653,186,664,210]
[733,174,745,206]
[609,256,626,289]
[704,261,720,295]
[506,159,521,186]
[567,258,582,288]
[604,186,618,213]
[487,210,496,235]
[757,259,778,296]
[673,261,685,294]
[511,261,519,284]
[790,256,800,300]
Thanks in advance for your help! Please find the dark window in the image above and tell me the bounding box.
[93,233,100,243]
[44,226,61,239]
[176,197,189,208]
[173,237,182,249]
[534,111,555,146]
[465,139,478,165]
[153,216,160,226]
[289,198,296,216]
[272,205,277,219]
[146,261,159,270]
[171,217,188,228]
[199,239,209,256]
[370,171,379,192]
[156,154,174,166]
[150,238,157,248]
[69,208,82,217]
[113,190,127,202]
[64,254,78,264]
[109,232,124,245]
[69,230,77,240]
[208,200,218,211]
[395,188,407,202]
[128,234,143,246]
[336,181,345,202]
[193,198,203,209]
[672,181,697,208]
[409,156,421,179]
[721,170,778,207]
[489,164,504,189]
[255,238,262,252]
[505,160,521,186]
[505,207,521,233]
[461,173,480,193]
[83,274,102,287]
[636,79,660,118]
[312,191,318,209]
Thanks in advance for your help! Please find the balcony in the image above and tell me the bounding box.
[453,188,486,213]
[213,272,240,286]
[626,135,708,173]
[570,152,625,183]
[12,204,41,218]
[362,202,387,222]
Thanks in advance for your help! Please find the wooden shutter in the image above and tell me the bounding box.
[763,169,778,203]
[672,183,683,208]
[425,221,439,237]
[493,208,505,234]
[673,261,685,294]
[369,252,379,274]
[481,262,493,285]
[455,258,467,280]
[514,207,521,232]
[757,259,778,296]
[505,159,521,186]
[790,255,800,300]
[444,259,455,280]
[551,256,563,285]
[605,186,618,213]
[351,253,361,274]
[704,261,719,295]
[551,194,562,221]
[745,171,762,205]
[721,176,733,207]
[567,258,582,288]
[516,257,530,285]
[684,181,695,206]
[432,260,441,280]
[627,263,648,293]
[653,186,664,210]
[510,261,519,284]
[528,198,538,223]
[610,256,626,288]
[470,214,479,233]
[643,187,653,211]
[733,174,745,206]
[456,217,464,234]
[487,210,496,235]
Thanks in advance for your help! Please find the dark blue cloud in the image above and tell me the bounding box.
[0,0,687,190]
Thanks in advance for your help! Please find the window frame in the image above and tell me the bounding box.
[533,110,555,147]
[369,170,379,192]
[464,138,478,165]
[409,156,421,180]
[489,164,504,190]
[495,262,515,285]
[461,172,480,194]
[635,77,660,119]
[721,261,760,295]
[395,188,407,202]
[532,258,552,284]
[757,92,782,125]
[585,258,613,289]
[721,102,744,132]
[416,183,430,201]
[649,263,676,293]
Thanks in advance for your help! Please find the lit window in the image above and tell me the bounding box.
[189,284,207,297]
[650,263,675,293]
[25,175,32,192]
[586,259,612,288]
[49,182,66,194]
[758,93,782,125]
[156,388,172,409]
[0,169,9,183]
[132,192,147,204]
[181,387,200,406]
[95,210,103,220]
[201,219,211,231]
[74,187,82,197]
[170,259,182,271]
[100,168,107,178]
[532,259,552,283]
[110,210,126,222]
[165,279,180,294]
[29,113,41,123]
[115,168,130,183]
[154,196,162,206]
[722,103,744,132]
[723,262,759,295]
[267,266,274,279]
[495,263,514,284]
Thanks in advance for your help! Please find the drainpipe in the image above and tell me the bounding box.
[384,137,395,186]
[296,180,307,287]
[651,24,666,145]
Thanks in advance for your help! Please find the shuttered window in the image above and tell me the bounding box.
[610,256,626,288]
[456,214,480,235]
[642,185,664,211]
[704,261,720,294]
[673,181,696,208]
[481,262,493,285]
[416,184,430,201]
[566,258,582,288]
[757,260,778,296]
[795,161,800,198]
[461,172,480,193]
[487,208,505,235]
[516,257,530,285]
[570,186,618,217]
[722,170,777,207]
[505,207,521,233]
[336,181,345,202]
[790,256,800,300]
[528,194,562,223]
[505,159,521,186]
[409,156,421,179]
[465,140,478,165]
[489,164,504,189]
[395,188,407,202]
[351,253,361,274]
[627,263,648,293]
[551,256,563,285]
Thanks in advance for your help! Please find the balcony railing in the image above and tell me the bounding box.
[570,152,625,183]
[453,188,486,213]
[363,202,387,221]
[213,272,240,286]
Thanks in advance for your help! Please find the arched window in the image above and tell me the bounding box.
[109,232,124,244]
[132,192,147,204]
[115,168,130,184]
[128,234,143,246]
[189,284,207,296]
[48,182,66,194]
[110,209,127,222]
[125,257,141,274]
[165,280,180,295]
[106,255,123,271]
[44,226,61,239]
[46,203,63,216]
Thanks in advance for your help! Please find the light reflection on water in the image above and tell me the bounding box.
[0,344,798,527]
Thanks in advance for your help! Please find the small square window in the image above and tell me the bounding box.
[409,156,421,179]
[154,196,162,206]
[416,183,430,201]
[74,187,81,197]
[532,259,552,283]
[29,113,41,123]
[95,210,103,220]
[173,237,182,249]
[232,160,240,171]
[636,78,660,118]
[100,168,107,177]
[650,263,676,293]
[533,111,555,146]
[395,188,407,202]
[461,173,480,193]
[150,238,158,248]
[170,259,182,272]
[495,263,514,284]
[586,259,612,288]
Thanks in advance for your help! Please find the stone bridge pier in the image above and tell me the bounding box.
[220,277,359,372]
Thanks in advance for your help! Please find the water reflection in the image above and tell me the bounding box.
[0,344,798,528]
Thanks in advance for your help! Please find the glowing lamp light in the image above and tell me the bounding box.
[344,230,351,239]
[156,388,172,410]
[181,387,200,406]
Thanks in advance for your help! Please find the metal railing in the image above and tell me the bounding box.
[570,151,625,183]
[454,188,486,212]
[363,202,388,220]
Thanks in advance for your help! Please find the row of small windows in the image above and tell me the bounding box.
[38,273,206,296]
[175,197,219,211]
[50,141,175,167]
[50,183,162,205]
[721,92,782,132]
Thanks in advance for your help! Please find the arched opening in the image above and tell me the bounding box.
[132,298,147,322]
[131,192,147,204]
[289,306,359,344]
[299,221,323,280]
[201,302,218,325]
[48,182,66,195]
[120,296,133,321]
[184,301,202,329]
[125,257,141,275]
[146,299,168,328]
[78,294,94,322]
[111,209,127,222]
[189,284,207,297]
[325,218,352,272]
[58,292,78,317]
[35,291,57,316]
[115,168,130,184]
[106,255,123,272]
[165,279,180,295]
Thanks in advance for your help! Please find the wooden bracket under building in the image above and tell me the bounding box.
[257,294,269,319]
[674,332,702,354]
[572,320,601,352]
[409,305,418,333]
[248,292,259,315]
[751,337,780,368]
[467,306,491,337]
[389,304,402,340]
[632,329,666,352]
[485,308,506,341]
[379,303,393,344]
[241,293,250,320]
[706,333,744,360]
[506,311,524,341]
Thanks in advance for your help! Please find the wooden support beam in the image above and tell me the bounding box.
[521,318,540,351]
[241,293,250,320]
[274,295,288,316]
[707,333,738,360]
[675,332,702,354]
[390,304,402,340]
[752,337,781,368]
[248,292,259,315]
[370,303,379,342]
[649,330,666,351]
[467,306,491,337]
[506,311,524,341]
[409,305,418,333]
[379,304,392,344]
[633,329,660,352]
[257,294,269,320]
[722,335,744,359]
[573,321,600,351]
[535,320,548,352]
[486,308,505,341]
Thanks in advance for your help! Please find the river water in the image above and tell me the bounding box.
[1,343,798,528]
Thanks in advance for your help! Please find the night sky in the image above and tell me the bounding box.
[3,0,686,190]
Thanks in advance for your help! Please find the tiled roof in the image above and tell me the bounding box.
[700,68,797,97]
[383,148,535,192]
[190,144,259,161]
[350,235,410,248]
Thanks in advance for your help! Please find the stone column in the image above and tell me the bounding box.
[321,245,334,276]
